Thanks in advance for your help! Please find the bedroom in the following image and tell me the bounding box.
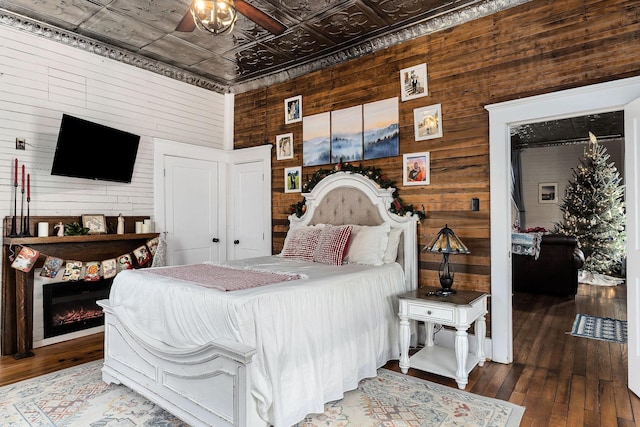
[0,0,639,425]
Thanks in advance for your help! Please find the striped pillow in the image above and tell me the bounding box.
[313,225,353,265]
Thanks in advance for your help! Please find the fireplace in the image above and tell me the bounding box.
[42,279,113,339]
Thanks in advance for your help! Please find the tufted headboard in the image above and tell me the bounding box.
[288,172,419,291]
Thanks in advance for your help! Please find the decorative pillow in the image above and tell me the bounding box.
[383,228,403,263]
[281,227,322,261]
[313,225,353,265]
[280,224,325,257]
[344,223,390,266]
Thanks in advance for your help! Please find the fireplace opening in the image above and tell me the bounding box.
[43,279,113,338]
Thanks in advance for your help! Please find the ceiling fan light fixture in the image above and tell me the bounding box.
[191,0,237,35]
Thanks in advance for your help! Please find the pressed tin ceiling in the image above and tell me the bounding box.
[0,0,529,93]
[511,112,625,150]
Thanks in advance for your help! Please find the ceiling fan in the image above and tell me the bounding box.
[176,0,286,35]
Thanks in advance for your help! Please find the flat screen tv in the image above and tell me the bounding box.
[51,114,140,183]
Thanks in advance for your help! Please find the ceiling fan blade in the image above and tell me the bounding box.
[235,0,286,35]
[175,9,196,32]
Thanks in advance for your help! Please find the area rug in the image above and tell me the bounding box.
[0,360,525,427]
[570,313,628,343]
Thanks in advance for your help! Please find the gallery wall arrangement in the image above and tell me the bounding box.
[233,0,640,295]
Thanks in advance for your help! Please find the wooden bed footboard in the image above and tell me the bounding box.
[97,299,269,427]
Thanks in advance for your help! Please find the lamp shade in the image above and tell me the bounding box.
[423,224,470,254]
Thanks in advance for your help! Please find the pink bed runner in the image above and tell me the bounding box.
[144,263,302,291]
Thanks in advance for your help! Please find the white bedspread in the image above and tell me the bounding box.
[108,256,407,427]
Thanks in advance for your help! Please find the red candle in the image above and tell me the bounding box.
[21,165,25,191]
[14,159,18,185]
[27,174,30,199]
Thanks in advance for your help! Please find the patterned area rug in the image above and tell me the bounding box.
[0,361,524,427]
[570,313,628,343]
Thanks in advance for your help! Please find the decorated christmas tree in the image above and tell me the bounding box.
[555,133,626,274]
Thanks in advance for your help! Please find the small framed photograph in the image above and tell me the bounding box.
[400,63,428,101]
[284,95,302,124]
[403,152,430,186]
[414,104,443,140]
[539,182,558,204]
[276,133,294,160]
[284,166,302,193]
[81,214,107,234]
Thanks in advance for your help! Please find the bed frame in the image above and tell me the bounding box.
[98,172,419,427]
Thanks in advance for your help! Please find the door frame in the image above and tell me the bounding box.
[153,138,230,262]
[486,75,640,364]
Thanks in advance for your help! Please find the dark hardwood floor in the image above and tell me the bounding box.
[1,283,638,425]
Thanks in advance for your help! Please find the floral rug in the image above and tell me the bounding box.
[0,361,524,426]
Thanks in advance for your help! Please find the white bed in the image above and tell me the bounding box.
[98,172,419,427]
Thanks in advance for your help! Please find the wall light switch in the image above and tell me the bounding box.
[16,138,26,150]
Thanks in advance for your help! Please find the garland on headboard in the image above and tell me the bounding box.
[289,161,426,220]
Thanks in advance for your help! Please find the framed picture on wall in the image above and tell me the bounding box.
[413,104,443,140]
[284,166,302,193]
[538,182,558,203]
[284,95,302,124]
[400,63,428,101]
[403,152,430,186]
[276,133,294,160]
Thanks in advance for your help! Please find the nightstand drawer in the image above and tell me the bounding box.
[406,303,454,322]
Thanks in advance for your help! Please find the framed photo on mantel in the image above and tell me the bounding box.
[82,214,106,234]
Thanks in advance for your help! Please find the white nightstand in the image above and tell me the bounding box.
[398,287,488,389]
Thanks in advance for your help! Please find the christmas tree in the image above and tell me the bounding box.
[555,133,626,275]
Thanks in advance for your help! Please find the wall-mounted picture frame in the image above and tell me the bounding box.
[400,63,428,101]
[331,105,363,163]
[414,103,443,140]
[82,214,107,234]
[276,133,294,160]
[284,166,302,193]
[539,182,558,203]
[403,152,430,186]
[363,97,399,160]
[284,95,302,124]
[303,112,331,166]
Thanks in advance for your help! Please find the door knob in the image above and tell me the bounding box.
[234,240,240,245]
[212,238,219,243]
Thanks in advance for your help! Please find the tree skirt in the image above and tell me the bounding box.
[0,361,524,427]
[570,313,627,343]
[578,270,625,286]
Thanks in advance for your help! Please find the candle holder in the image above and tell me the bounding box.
[22,195,31,237]
[19,187,25,236]
[22,173,31,236]
[9,181,18,237]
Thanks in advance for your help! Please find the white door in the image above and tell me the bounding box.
[230,161,266,260]
[625,97,640,396]
[164,156,221,265]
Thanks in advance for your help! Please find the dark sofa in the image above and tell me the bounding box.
[512,234,585,296]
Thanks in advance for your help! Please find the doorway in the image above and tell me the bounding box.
[486,75,640,365]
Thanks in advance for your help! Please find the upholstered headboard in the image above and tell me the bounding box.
[288,172,419,291]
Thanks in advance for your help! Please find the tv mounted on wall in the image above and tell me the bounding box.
[51,114,140,183]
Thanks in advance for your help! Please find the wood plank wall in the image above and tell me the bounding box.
[234,0,640,297]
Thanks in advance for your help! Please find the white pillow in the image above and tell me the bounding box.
[344,223,390,266]
[383,228,403,263]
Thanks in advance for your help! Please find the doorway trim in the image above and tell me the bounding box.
[486,75,640,364]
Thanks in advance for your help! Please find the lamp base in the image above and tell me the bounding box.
[435,288,456,297]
